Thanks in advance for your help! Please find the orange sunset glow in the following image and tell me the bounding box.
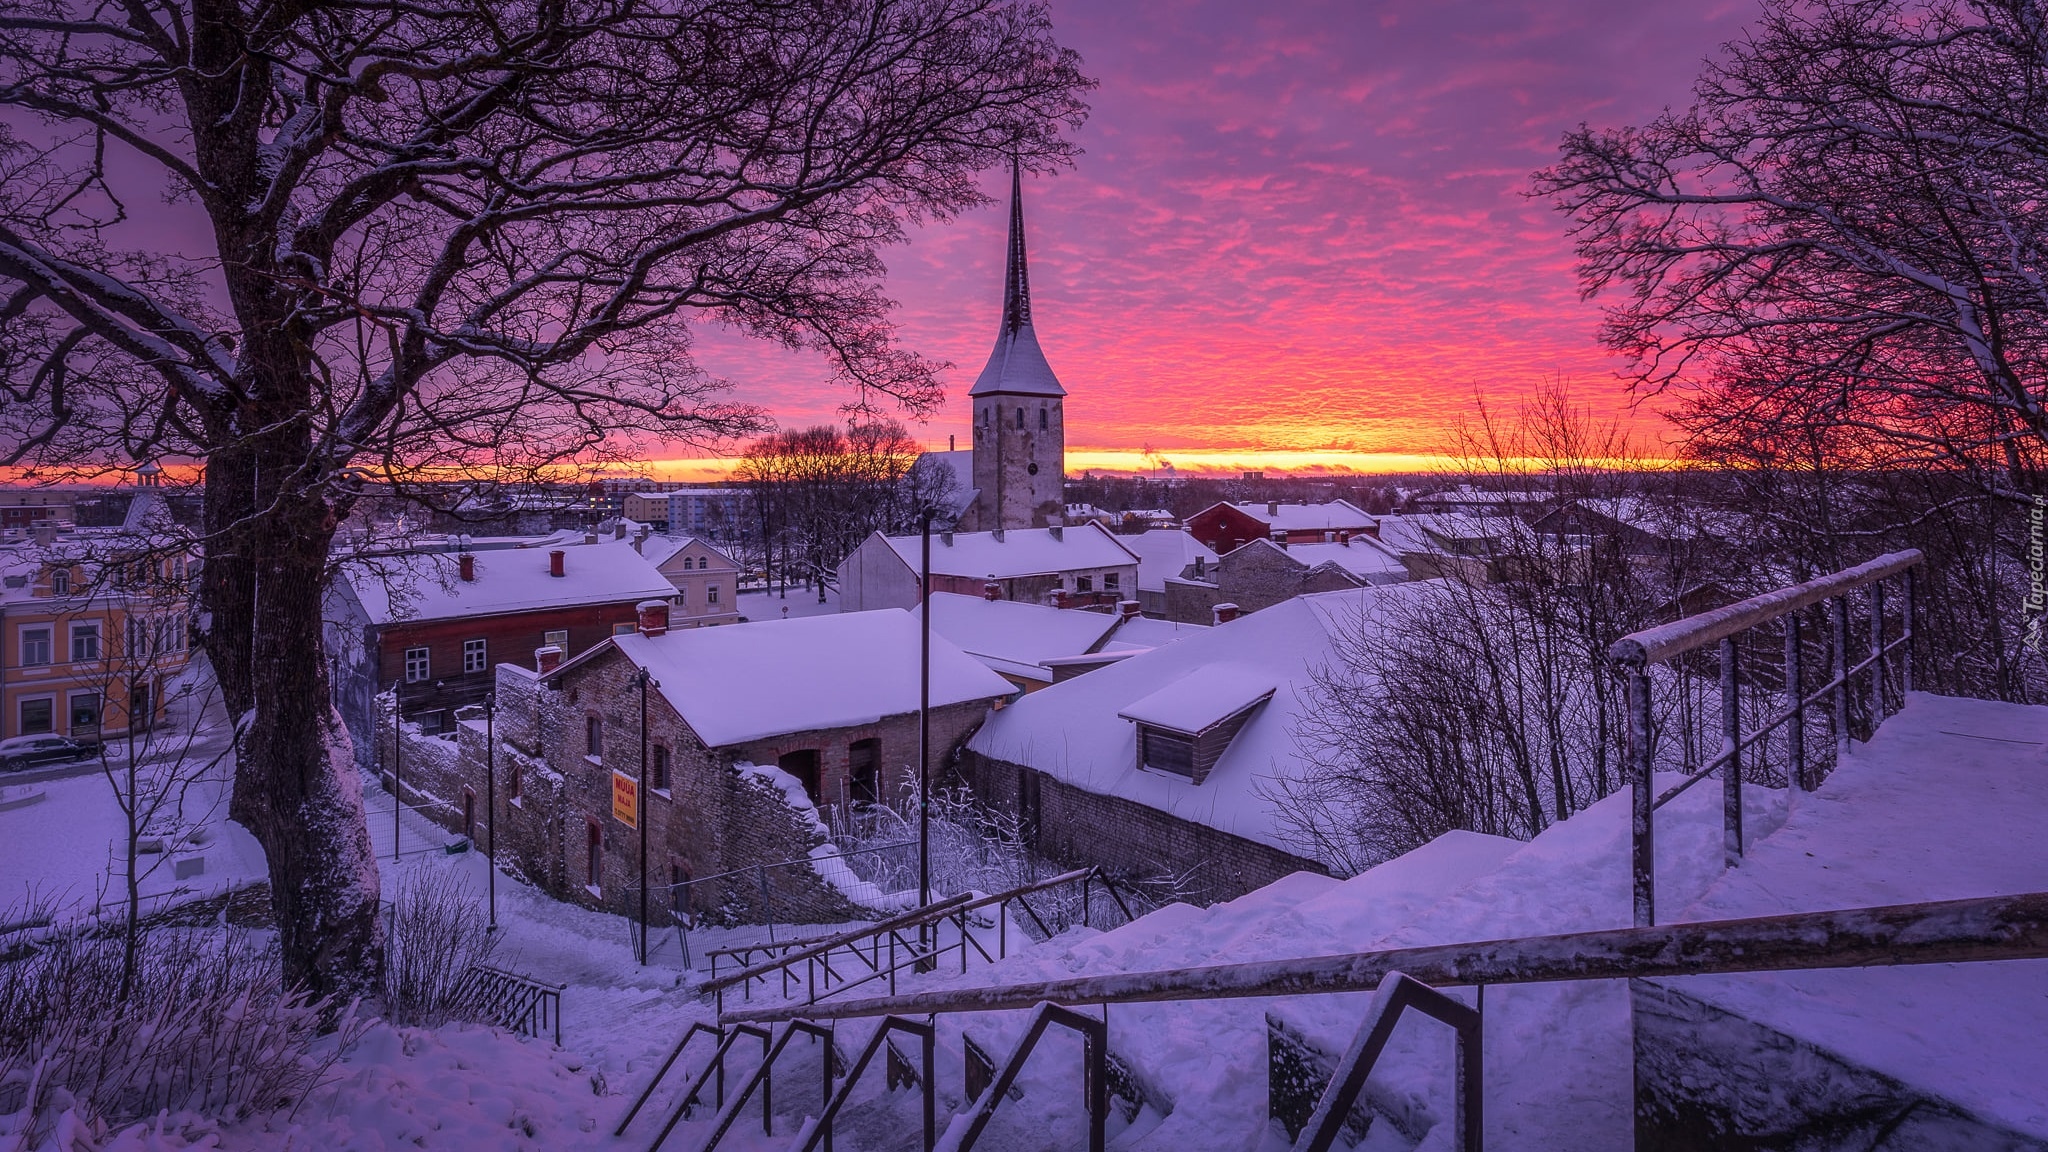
[676,0,1750,471]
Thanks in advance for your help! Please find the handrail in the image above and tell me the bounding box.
[451,963,565,1044]
[946,1002,1108,1152]
[792,1016,935,1152]
[1293,972,1480,1152]
[692,1020,835,1152]
[720,889,2048,1024]
[615,1022,721,1136]
[643,1022,771,1152]
[1610,549,1922,666]
[699,892,974,997]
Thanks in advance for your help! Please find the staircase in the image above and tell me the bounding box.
[610,556,2048,1151]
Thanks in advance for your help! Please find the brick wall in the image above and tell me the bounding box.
[955,751,1326,905]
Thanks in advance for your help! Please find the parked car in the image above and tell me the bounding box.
[0,733,98,771]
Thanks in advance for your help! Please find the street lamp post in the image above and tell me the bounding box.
[637,667,654,965]
[391,690,402,861]
[919,509,932,916]
[485,692,497,932]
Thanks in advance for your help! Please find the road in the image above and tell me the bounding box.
[1,670,236,787]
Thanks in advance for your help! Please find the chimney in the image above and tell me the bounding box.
[1048,525,1063,541]
[1119,599,1142,621]
[984,580,1002,602]
[1324,530,1337,543]
[1052,588,1071,610]
[637,599,670,637]
[33,524,58,546]
[1267,501,1279,516]
[535,645,564,674]
[458,554,476,582]
[1271,529,1287,548]
[949,434,956,452]
[549,549,566,577]
[991,528,1005,543]
[1340,535,1351,547]
[1213,602,1241,625]
[614,521,628,541]
[584,531,598,545]
[630,533,644,555]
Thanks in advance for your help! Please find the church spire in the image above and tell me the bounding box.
[1001,156,1032,335]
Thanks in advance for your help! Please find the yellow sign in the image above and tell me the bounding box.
[612,771,638,829]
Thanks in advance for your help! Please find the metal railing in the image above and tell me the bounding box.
[450,963,564,1044]
[709,889,2048,1152]
[617,868,1134,1149]
[1609,550,1921,926]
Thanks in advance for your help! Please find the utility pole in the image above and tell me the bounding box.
[485,692,497,932]
[391,690,402,861]
[919,508,933,913]
[637,666,653,965]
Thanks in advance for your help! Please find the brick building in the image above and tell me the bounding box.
[835,522,1140,612]
[326,543,678,748]
[1163,535,1410,624]
[1185,499,1378,554]
[377,604,1013,925]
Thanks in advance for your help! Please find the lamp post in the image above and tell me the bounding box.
[919,509,932,916]
[485,692,497,932]
[391,689,402,861]
[636,667,655,965]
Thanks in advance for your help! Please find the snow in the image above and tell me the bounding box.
[882,522,1138,581]
[1224,500,1376,532]
[341,547,677,625]
[601,610,1015,747]
[1097,615,1206,653]
[1116,664,1275,735]
[1284,539,1409,582]
[737,586,839,620]
[1372,512,1529,555]
[969,585,1438,858]
[916,593,1124,684]
[1121,530,1218,594]
[1662,693,2048,1138]
[969,323,1065,397]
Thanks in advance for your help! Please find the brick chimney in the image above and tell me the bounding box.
[984,580,1002,602]
[458,553,476,581]
[1052,587,1071,609]
[535,645,564,674]
[637,599,670,637]
[1213,602,1240,625]
[1267,500,1279,516]
[1119,599,1142,620]
[584,531,598,545]
[614,521,628,540]
[549,549,566,577]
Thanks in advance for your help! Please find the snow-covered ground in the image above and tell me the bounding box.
[736,586,839,621]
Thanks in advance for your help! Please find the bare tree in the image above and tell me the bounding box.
[0,0,1089,998]
[1535,0,2048,496]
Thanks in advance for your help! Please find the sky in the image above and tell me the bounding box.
[672,0,1754,478]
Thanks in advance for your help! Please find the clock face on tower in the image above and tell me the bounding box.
[1027,463,1039,475]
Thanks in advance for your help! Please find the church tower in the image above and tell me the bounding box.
[967,160,1065,531]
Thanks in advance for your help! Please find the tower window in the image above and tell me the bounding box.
[1016,407,1025,429]
[1039,408,1048,430]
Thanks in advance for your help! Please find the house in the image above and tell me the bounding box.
[1121,530,1218,618]
[1185,499,1378,553]
[917,592,1203,695]
[1373,513,1532,585]
[325,543,679,747]
[394,603,1015,923]
[0,513,198,741]
[1408,484,1550,517]
[835,523,1142,612]
[633,532,741,627]
[960,585,1436,903]
[1162,535,1409,624]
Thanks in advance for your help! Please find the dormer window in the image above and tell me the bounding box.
[1117,665,1275,786]
[51,570,70,596]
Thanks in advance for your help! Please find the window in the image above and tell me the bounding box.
[1016,407,1025,429]
[1139,727,1196,778]
[404,646,430,683]
[68,692,100,734]
[19,698,54,735]
[849,739,880,805]
[70,622,99,662]
[586,714,603,758]
[585,819,603,891]
[508,758,522,803]
[1039,407,1049,430]
[1104,571,1120,590]
[50,570,70,596]
[670,860,691,922]
[20,627,51,666]
[613,623,636,636]
[706,585,719,605]
[463,638,487,674]
[1075,575,1093,594]
[652,744,671,792]
[677,583,688,606]
[543,629,568,653]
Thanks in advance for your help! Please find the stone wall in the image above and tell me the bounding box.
[955,751,1326,905]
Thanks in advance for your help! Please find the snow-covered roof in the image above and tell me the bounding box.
[1372,512,1527,554]
[342,547,676,626]
[970,323,1065,397]
[970,584,1439,860]
[1286,539,1408,580]
[597,610,1013,747]
[1099,615,1207,653]
[1226,500,1376,532]
[1122,529,1219,594]
[915,593,1123,684]
[1117,664,1275,734]
[880,522,1139,580]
